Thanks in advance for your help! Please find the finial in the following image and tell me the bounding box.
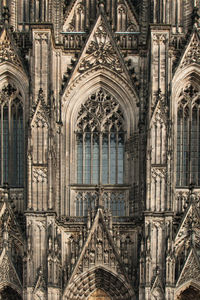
[95,184,104,209]
[98,0,105,13]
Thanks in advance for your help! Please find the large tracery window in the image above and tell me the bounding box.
[176,84,200,186]
[76,88,125,185]
[0,83,24,187]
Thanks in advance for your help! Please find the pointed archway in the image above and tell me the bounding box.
[64,266,135,299]
[177,285,200,300]
[0,286,22,300]
[88,289,111,300]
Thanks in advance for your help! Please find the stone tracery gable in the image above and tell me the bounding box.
[175,203,200,250]
[0,251,22,290]
[176,249,200,287]
[179,31,200,69]
[79,21,123,74]
[31,88,50,128]
[0,28,22,68]
[64,209,135,298]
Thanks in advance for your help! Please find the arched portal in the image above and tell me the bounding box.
[88,289,111,300]
[177,285,200,300]
[64,267,135,300]
[0,286,22,300]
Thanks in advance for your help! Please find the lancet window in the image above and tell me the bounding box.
[76,88,125,185]
[176,84,200,186]
[0,83,24,187]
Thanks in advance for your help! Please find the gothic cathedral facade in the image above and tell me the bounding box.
[0,1,200,300]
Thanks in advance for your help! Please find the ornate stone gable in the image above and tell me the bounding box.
[31,88,50,128]
[33,269,47,295]
[175,202,200,250]
[0,249,22,290]
[0,193,24,250]
[176,30,200,71]
[151,270,165,299]
[176,248,200,287]
[150,91,168,125]
[63,0,139,33]
[66,12,133,88]
[0,28,22,68]
[64,209,131,294]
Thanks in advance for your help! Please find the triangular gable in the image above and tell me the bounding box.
[63,0,78,32]
[31,89,50,128]
[0,249,22,289]
[175,202,200,247]
[63,0,139,33]
[66,12,134,88]
[176,248,200,287]
[0,28,23,69]
[64,208,131,293]
[119,0,139,32]
[0,198,24,247]
[151,272,165,298]
[33,269,46,294]
[174,30,200,74]
[150,97,168,126]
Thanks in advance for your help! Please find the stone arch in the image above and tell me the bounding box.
[175,281,200,300]
[63,267,135,300]
[0,283,22,299]
[0,63,29,118]
[61,67,139,215]
[62,68,138,135]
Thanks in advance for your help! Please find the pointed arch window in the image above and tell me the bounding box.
[176,84,200,186]
[76,89,125,185]
[0,84,24,187]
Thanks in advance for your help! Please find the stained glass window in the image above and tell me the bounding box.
[76,88,125,185]
[176,84,200,186]
[0,84,24,187]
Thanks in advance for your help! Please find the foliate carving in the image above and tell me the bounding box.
[76,88,124,132]
[34,33,49,44]
[180,34,200,69]
[0,29,22,67]
[151,167,166,178]
[152,33,168,45]
[79,22,123,73]
[33,167,47,183]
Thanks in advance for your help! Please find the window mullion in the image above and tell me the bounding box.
[189,104,192,185]
[198,107,200,185]
[108,132,110,184]
[99,132,102,184]
[91,132,93,184]
[180,108,183,186]
[83,132,85,183]
[116,131,118,184]
[9,102,12,185]
[0,106,2,186]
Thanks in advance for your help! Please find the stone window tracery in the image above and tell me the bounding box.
[0,83,24,187]
[176,84,200,186]
[76,88,125,185]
